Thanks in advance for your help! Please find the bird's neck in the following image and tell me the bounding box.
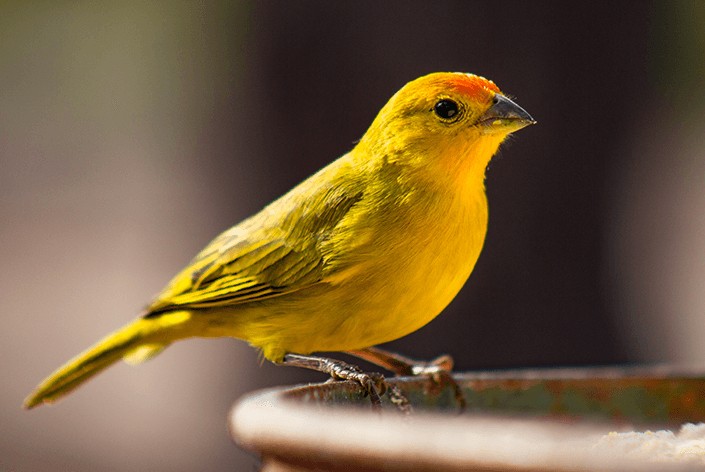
[405,135,505,201]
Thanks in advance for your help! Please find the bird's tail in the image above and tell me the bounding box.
[23,312,190,409]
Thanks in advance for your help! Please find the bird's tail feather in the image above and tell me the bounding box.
[23,316,177,409]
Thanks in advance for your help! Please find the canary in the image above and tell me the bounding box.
[24,72,534,409]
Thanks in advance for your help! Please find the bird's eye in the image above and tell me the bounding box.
[433,99,460,120]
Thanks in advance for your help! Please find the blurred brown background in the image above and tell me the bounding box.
[3,1,705,470]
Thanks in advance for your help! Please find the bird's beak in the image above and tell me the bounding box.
[478,94,535,134]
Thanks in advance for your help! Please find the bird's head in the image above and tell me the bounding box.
[356,72,535,185]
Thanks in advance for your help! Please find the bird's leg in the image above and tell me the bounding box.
[282,353,385,409]
[347,346,466,412]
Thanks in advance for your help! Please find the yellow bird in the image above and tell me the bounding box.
[24,72,534,409]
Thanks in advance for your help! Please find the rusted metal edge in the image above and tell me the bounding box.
[230,365,705,472]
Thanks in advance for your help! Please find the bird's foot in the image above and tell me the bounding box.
[347,347,466,412]
[282,354,386,409]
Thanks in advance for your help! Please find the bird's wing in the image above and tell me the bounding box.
[146,177,365,314]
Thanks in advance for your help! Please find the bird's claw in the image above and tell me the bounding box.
[408,355,465,412]
[347,348,466,413]
[327,360,386,407]
[282,354,394,410]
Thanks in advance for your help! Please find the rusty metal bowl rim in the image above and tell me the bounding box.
[230,365,705,472]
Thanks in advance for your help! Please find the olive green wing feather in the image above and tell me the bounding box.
[146,177,364,315]
[153,238,325,311]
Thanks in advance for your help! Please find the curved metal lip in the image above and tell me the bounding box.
[230,365,705,472]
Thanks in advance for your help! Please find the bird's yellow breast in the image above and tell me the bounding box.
[336,180,489,348]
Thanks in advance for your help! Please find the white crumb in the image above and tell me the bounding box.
[594,423,705,464]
